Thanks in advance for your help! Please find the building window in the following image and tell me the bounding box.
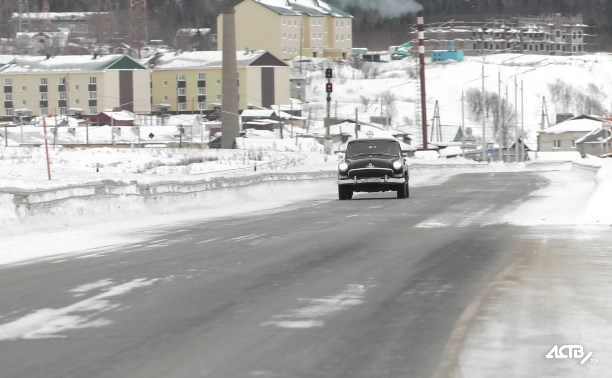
[75,99,80,104]
[553,140,561,148]
[59,92,67,100]
[216,79,221,85]
[22,86,27,91]
[177,88,186,96]
[4,93,11,101]
[5,108,13,116]
[40,78,48,85]
[198,102,206,110]
[163,96,168,101]
[571,140,576,148]
[89,77,96,84]
[178,102,187,111]
[40,93,47,100]
[4,78,12,86]
[198,72,206,80]
[177,74,186,81]
[40,107,48,115]
[163,80,168,86]
[59,107,67,115]
[216,94,221,100]
[89,106,97,114]
[59,77,66,85]
[198,87,206,95]
[89,91,97,100]
[75,84,80,90]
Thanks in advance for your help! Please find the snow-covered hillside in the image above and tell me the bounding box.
[303,53,612,147]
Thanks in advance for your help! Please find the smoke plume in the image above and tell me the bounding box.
[331,0,423,18]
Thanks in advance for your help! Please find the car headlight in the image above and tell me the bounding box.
[392,160,403,171]
[338,162,349,173]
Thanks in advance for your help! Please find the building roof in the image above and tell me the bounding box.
[538,115,604,134]
[241,109,276,118]
[0,54,145,73]
[254,0,352,18]
[175,28,212,37]
[149,50,288,70]
[11,12,109,21]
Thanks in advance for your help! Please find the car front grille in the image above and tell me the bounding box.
[348,167,394,178]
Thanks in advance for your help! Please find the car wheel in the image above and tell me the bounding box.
[338,185,350,200]
[397,178,408,199]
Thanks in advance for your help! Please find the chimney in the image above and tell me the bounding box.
[221,7,240,149]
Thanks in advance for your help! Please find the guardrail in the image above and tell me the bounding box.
[0,170,337,226]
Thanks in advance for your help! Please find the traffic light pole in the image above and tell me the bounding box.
[326,92,331,137]
[325,68,333,137]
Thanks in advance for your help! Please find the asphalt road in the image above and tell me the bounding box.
[0,171,606,378]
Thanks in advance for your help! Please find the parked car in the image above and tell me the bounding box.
[337,137,409,200]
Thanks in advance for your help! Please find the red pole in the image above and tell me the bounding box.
[42,117,52,180]
[417,13,428,150]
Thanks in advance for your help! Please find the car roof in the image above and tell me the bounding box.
[347,138,399,143]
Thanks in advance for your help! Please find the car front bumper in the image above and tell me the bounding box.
[337,177,406,185]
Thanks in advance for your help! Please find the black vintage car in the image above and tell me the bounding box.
[337,137,409,200]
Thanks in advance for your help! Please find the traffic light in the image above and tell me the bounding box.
[325,68,332,78]
[326,82,333,93]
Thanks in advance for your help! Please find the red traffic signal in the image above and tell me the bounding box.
[326,82,333,93]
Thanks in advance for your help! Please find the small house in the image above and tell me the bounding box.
[538,115,604,152]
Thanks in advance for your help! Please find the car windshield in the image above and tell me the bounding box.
[345,141,399,158]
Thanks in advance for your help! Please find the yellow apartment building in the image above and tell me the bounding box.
[217,0,353,60]
[149,50,290,113]
[0,54,150,121]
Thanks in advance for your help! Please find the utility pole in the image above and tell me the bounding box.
[481,28,487,162]
[417,13,428,150]
[514,75,519,162]
[498,70,502,161]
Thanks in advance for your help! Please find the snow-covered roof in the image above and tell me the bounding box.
[101,111,135,121]
[149,50,288,70]
[165,114,203,126]
[11,12,109,21]
[242,109,276,118]
[255,0,352,18]
[0,54,143,74]
[539,116,604,134]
